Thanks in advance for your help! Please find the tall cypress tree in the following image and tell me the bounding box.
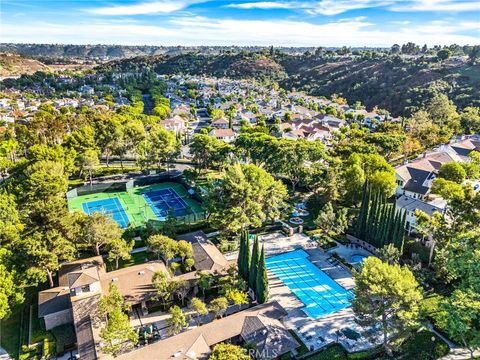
[394,210,406,251]
[249,236,260,290]
[244,234,251,283]
[237,231,246,279]
[381,205,395,247]
[255,245,268,304]
[373,203,386,247]
[391,210,402,248]
[356,181,369,239]
[366,191,379,242]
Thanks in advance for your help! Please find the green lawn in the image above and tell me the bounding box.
[105,250,150,271]
[0,288,59,360]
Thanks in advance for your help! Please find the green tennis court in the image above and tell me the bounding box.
[68,182,204,228]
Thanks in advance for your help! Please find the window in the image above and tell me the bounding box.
[81,285,90,293]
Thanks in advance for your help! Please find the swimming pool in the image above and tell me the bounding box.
[266,249,352,319]
[351,254,367,263]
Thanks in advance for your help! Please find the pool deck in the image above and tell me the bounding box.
[327,244,374,270]
[261,232,380,353]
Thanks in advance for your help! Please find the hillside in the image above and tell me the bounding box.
[0,53,51,77]
[101,53,479,116]
[104,53,287,81]
[278,56,480,115]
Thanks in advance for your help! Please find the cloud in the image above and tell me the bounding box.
[390,0,479,12]
[226,0,395,15]
[85,0,204,16]
[307,0,395,15]
[226,1,298,9]
[225,0,479,15]
[2,16,478,47]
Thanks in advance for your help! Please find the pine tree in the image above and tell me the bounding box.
[249,236,260,290]
[255,246,268,304]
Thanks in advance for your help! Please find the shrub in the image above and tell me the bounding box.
[303,344,347,359]
[42,335,56,359]
[421,294,448,333]
[403,238,430,264]
[396,330,449,359]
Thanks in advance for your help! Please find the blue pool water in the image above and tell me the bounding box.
[351,254,367,263]
[82,197,129,228]
[266,249,352,319]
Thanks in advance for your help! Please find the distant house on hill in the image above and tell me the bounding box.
[160,115,187,134]
[211,116,230,129]
[209,128,236,143]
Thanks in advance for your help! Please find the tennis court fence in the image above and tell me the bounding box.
[66,173,189,199]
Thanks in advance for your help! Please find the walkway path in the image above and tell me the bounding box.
[428,323,479,359]
[441,348,479,360]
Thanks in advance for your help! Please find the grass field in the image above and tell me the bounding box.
[68,182,204,228]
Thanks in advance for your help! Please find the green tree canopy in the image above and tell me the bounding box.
[207,163,287,234]
[352,257,423,354]
[166,305,188,335]
[146,234,178,264]
[209,343,250,360]
[80,212,124,256]
[438,162,467,184]
[99,283,138,357]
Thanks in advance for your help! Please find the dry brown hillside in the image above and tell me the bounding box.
[0,53,51,77]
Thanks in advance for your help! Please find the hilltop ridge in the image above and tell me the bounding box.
[0,53,51,77]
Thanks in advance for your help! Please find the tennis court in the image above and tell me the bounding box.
[266,249,352,319]
[143,188,189,220]
[82,197,130,228]
[68,182,204,228]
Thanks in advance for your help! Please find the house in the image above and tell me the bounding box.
[211,117,230,129]
[117,301,298,360]
[395,151,463,200]
[37,233,231,359]
[443,135,480,161]
[160,115,187,134]
[396,195,445,234]
[238,111,258,124]
[282,128,307,140]
[209,128,236,143]
[176,231,231,272]
[79,85,94,95]
[172,104,192,117]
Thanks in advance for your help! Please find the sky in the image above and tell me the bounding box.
[1,0,479,47]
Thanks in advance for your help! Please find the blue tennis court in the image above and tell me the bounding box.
[82,197,130,228]
[143,188,188,220]
[266,249,352,319]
